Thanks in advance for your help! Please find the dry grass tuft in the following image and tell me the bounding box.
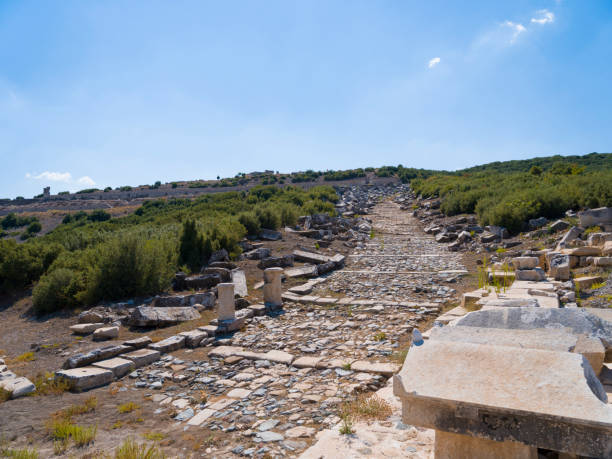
[117,402,140,414]
[114,437,165,459]
[342,394,393,422]
[32,372,71,396]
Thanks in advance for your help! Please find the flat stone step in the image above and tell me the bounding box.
[92,357,135,378]
[121,349,161,368]
[148,335,186,353]
[55,367,113,391]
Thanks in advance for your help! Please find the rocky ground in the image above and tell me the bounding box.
[0,186,473,458]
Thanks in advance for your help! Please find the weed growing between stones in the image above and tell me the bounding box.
[32,372,70,396]
[339,414,354,435]
[0,387,12,403]
[117,402,140,414]
[343,394,393,422]
[114,437,165,459]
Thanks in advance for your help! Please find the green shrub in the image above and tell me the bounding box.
[238,212,261,236]
[26,222,42,234]
[255,206,281,230]
[88,210,111,222]
[33,268,82,315]
[178,220,204,271]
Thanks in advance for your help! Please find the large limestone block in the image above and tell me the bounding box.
[455,307,612,353]
[122,348,161,368]
[55,367,113,391]
[127,306,200,327]
[123,336,152,349]
[515,268,546,282]
[92,357,135,378]
[284,264,318,278]
[217,283,236,321]
[208,345,243,359]
[511,257,539,270]
[574,276,604,290]
[63,345,131,369]
[93,326,119,341]
[574,335,606,375]
[603,241,612,256]
[393,341,612,457]
[0,376,35,398]
[292,356,323,368]
[148,335,185,353]
[477,297,540,308]
[562,246,602,257]
[292,250,331,264]
[593,257,612,267]
[548,254,570,281]
[179,330,208,348]
[579,207,612,229]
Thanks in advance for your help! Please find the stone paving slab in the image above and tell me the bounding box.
[148,335,185,353]
[92,357,135,378]
[121,349,161,368]
[56,367,114,391]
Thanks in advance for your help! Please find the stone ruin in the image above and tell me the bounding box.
[394,250,612,458]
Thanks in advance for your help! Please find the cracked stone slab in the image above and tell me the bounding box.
[393,340,612,457]
[55,367,113,391]
[121,349,161,368]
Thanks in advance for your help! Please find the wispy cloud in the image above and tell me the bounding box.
[26,171,96,188]
[77,176,95,186]
[25,171,72,182]
[531,9,554,24]
[503,21,526,44]
[428,57,441,68]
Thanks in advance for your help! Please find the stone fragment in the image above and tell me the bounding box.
[549,254,570,281]
[179,330,208,348]
[148,335,185,353]
[123,336,152,349]
[260,228,282,240]
[69,323,106,335]
[579,207,612,229]
[0,376,35,398]
[350,360,399,376]
[263,350,294,365]
[549,220,570,232]
[187,409,216,426]
[227,388,252,399]
[511,257,539,270]
[562,246,602,257]
[293,250,331,264]
[574,335,605,376]
[77,311,104,324]
[256,431,284,442]
[121,349,161,368]
[127,306,200,327]
[63,345,131,369]
[92,357,135,378]
[93,326,119,341]
[515,268,546,282]
[284,264,319,278]
[55,367,113,391]
[574,276,604,290]
[593,257,612,267]
[292,356,323,368]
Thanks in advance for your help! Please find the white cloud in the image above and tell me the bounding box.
[503,21,526,44]
[428,57,441,68]
[25,171,72,182]
[531,9,554,24]
[77,176,96,186]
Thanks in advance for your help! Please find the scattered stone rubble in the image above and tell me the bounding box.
[0,357,36,399]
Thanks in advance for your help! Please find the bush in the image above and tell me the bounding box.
[238,212,261,237]
[178,220,204,271]
[255,206,281,230]
[88,209,111,222]
[26,221,42,234]
[33,268,82,315]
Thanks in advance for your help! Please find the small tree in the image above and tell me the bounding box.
[178,220,204,271]
[529,166,542,176]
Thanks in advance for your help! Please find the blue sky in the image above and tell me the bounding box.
[1,1,611,198]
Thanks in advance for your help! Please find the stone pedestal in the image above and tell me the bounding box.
[434,430,537,459]
[216,283,245,332]
[263,268,283,309]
